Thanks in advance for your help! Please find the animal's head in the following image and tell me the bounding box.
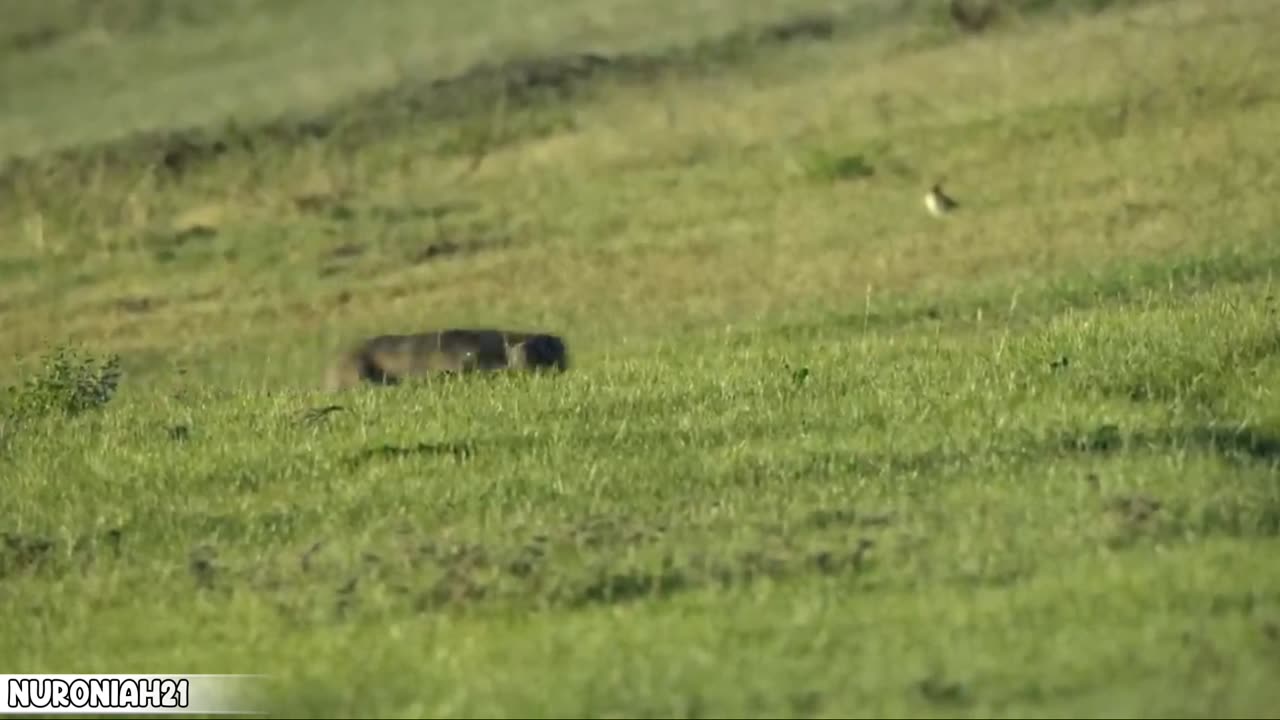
[522,334,569,372]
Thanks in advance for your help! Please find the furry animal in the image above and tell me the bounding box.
[325,329,569,390]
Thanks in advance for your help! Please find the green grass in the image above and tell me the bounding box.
[3,0,1280,717]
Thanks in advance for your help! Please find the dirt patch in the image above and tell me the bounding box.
[221,506,891,626]
[299,200,510,272]
[344,440,479,468]
[757,15,836,43]
[189,546,218,589]
[327,242,365,261]
[437,52,624,103]
[294,197,469,224]
[1,526,126,579]
[1061,423,1280,464]
[139,223,218,263]
[0,532,56,577]
[113,295,167,314]
[1104,493,1162,523]
[918,673,971,706]
[410,234,513,264]
[804,507,895,530]
[5,26,64,53]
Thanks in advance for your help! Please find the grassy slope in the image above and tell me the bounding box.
[0,0,877,158]
[3,0,1280,717]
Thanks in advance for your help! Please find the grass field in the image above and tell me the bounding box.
[3,0,1280,716]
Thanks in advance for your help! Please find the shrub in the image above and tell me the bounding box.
[1,345,122,435]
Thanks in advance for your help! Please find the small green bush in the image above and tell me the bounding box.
[2,345,122,427]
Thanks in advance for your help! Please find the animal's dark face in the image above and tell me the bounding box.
[522,334,569,371]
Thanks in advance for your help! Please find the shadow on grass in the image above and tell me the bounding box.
[11,414,1273,615]
[268,528,880,621]
[1060,423,1280,464]
[343,440,480,468]
[337,413,1280,483]
[0,11,850,190]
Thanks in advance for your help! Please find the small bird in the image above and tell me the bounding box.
[924,181,959,217]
